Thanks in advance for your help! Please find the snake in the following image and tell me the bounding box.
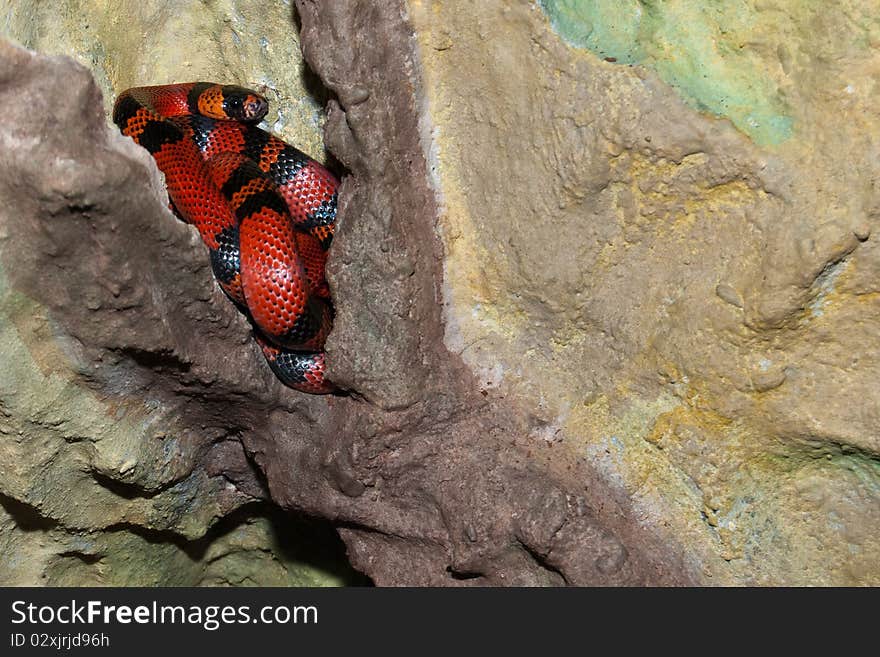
[112,82,337,394]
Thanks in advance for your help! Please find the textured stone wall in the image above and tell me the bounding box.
[1,0,327,157]
[410,0,880,584]
[0,1,354,587]
[1,0,878,586]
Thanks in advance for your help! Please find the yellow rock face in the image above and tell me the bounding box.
[410,0,880,584]
[0,0,327,158]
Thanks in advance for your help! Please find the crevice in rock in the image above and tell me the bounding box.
[516,538,570,586]
[101,501,368,585]
[224,437,272,500]
[444,565,484,582]
[90,470,176,500]
[782,435,880,469]
[111,347,192,374]
[263,510,374,587]
[0,493,60,532]
[56,551,103,565]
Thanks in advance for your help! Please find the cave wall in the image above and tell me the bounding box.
[1,0,878,585]
[409,0,880,584]
[0,0,353,587]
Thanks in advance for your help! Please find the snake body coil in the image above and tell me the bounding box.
[113,82,337,394]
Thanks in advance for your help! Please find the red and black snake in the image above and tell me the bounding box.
[112,82,337,394]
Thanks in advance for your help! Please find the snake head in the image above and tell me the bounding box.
[220,85,269,123]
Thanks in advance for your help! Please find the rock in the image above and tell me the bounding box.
[3,0,878,586]
[1,0,328,160]
[408,0,880,584]
[0,39,353,586]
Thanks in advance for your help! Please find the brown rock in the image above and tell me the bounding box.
[0,18,690,583]
[12,0,877,587]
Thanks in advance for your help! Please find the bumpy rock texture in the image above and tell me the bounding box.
[411,0,880,584]
[2,0,878,586]
[1,0,328,157]
[0,37,358,586]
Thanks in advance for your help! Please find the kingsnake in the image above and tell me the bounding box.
[112,82,337,394]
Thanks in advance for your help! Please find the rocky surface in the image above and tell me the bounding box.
[0,0,329,158]
[1,0,878,586]
[0,39,355,586]
[410,0,880,584]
